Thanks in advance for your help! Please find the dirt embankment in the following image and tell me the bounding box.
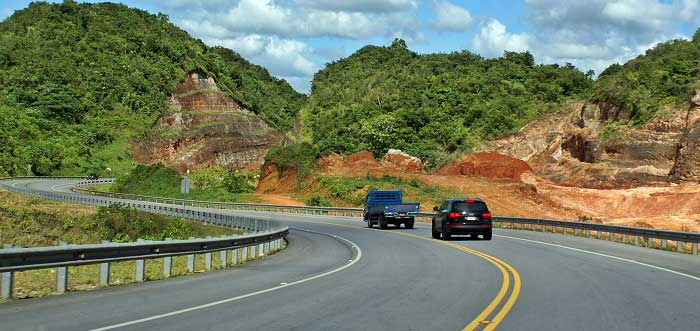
[257,148,700,232]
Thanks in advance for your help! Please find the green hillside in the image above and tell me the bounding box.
[302,39,593,165]
[592,29,700,125]
[0,1,304,176]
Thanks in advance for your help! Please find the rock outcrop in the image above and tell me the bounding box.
[670,89,700,182]
[381,149,423,172]
[481,96,699,188]
[436,152,533,180]
[134,71,282,173]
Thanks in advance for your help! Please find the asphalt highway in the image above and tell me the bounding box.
[1,179,699,331]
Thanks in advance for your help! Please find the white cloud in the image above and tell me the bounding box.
[175,0,413,39]
[1,8,12,20]
[430,1,472,32]
[519,0,695,76]
[678,0,700,22]
[602,0,675,30]
[472,19,530,57]
[208,35,318,79]
[295,0,417,13]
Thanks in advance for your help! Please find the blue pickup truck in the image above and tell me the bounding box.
[363,190,420,229]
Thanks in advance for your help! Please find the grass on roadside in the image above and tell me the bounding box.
[0,188,245,300]
[111,163,261,203]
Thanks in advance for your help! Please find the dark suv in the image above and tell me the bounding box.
[432,198,492,240]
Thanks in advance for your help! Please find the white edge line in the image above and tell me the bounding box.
[495,234,700,281]
[89,228,362,331]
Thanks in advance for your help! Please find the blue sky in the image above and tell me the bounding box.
[2,1,699,93]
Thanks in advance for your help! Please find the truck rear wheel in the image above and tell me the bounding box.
[404,217,414,229]
[379,216,388,229]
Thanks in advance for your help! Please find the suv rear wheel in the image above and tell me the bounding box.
[483,232,492,240]
[442,226,451,240]
[431,222,439,239]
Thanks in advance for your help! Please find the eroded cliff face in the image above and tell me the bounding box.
[481,91,700,188]
[134,71,282,173]
[670,89,700,182]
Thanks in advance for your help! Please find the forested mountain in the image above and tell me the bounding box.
[0,1,304,176]
[302,39,593,165]
[592,30,700,125]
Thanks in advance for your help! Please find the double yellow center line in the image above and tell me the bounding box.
[288,217,521,331]
[407,234,520,331]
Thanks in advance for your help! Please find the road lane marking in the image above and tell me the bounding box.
[496,234,700,281]
[395,232,520,331]
[54,183,518,331]
[89,229,362,331]
[270,217,520,331]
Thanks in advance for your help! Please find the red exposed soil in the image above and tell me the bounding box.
[436,152,533,180]
[257,149,700,232]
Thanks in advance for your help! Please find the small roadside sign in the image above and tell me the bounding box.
[181,178,190,194]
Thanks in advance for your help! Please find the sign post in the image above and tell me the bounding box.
[181,169,190,206]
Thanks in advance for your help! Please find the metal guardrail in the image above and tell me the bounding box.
[69,178,700,255]
[0,177,288,300]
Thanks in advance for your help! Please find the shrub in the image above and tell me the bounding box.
[305,195,331,207]
[223,172,254,193]
[265,143,319,185]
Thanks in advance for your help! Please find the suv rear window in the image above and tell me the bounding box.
[452,201,488,213]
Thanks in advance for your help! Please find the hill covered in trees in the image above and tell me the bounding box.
[301,39,593,166]
[592,30,700,125]
[0,1,304,176]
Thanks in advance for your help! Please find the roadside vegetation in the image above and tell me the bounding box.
[302,39,593,167]
[302,174,461,211]
[592,30,700,126]
[0,189,237,247]
[0,188,244,300]
[0,1,304,177]
[264,143,319,186]
[110,163,260,202]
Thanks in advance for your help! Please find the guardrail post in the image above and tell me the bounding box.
[634,236,639,246]
[1,244,13,299]
[231,248,238,265]
[204,237,213,271]
[647,237,653,248]
[259,243,264,257]
[56,242,68,294]
[220,250,227,268]
[693,242,698,255]
[661,239,667,250]
[676,241,683,253]
[622,234,627,244]
[99,240,110,286]
[163,238,172,278]
[135,239,145,282]
[187,237,195,272]
[596,230,601,240]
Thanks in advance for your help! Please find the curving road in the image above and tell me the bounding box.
[1,179,699,331]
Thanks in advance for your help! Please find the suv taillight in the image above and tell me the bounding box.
[481,212,492,220]
[447,212,461,219]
